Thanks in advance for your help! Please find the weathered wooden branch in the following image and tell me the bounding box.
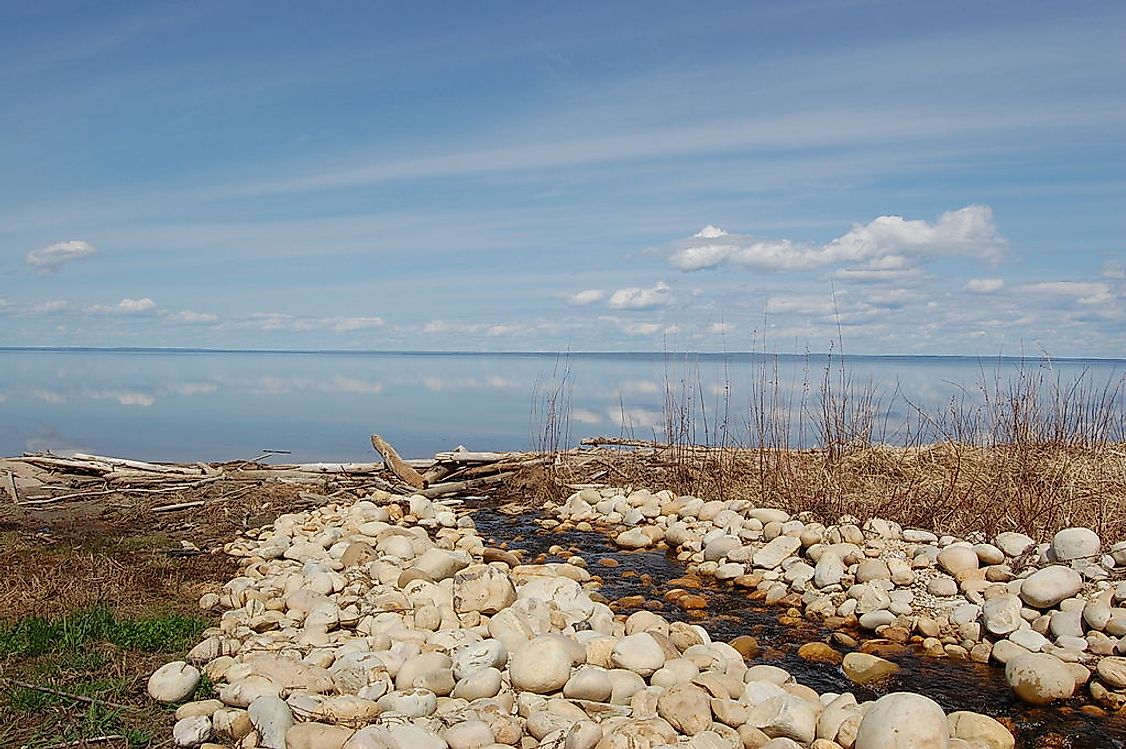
[433,448,520,463]
[370,434,426,489]
[5,470,18,504]
[419,470,516,498]
[151,500,206,512]
[421,464,456,484]
[21,475,225,506]
[580,437,668,449]
[71,452,202,475]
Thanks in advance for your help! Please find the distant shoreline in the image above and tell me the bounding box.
[1,346,1124,364]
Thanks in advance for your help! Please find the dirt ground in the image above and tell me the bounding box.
[0,475,324,748]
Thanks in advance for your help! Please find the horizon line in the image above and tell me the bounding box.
[1,345,1124,364]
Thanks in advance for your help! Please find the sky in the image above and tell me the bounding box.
[1,1,1123,357]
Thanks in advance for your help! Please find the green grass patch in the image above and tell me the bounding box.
[0,605,207,659]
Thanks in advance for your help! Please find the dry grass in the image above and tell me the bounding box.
[539,352,1126,543]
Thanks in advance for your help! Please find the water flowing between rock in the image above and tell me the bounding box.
[470,503,1126,749]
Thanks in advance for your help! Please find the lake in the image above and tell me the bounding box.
[0,348,1122,462]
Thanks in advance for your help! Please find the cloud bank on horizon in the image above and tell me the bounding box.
[0,1,1123,357]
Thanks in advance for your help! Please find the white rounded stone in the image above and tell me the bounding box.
[1005,653,1076,704]
[148,661,202,703]
[1051,527,1101,561]
[173,715,212,747]
[610,632,666,676]
[247,695,294,749]
[855,692,949,749]
[510,635,574,693]
[1019,566,1084,609]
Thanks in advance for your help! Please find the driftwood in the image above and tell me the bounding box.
[152,500,206,513]
[3,435,571,513]
[370,434,427,489]
[433,448,520,463]
[420,471,517,498]
[71,452,201,475]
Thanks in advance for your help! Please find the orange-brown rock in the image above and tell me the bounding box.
[881,626,911,643]
[677,594,708,611]
[859,639,908,658]
[614,595,647,608]
[729,635,760,659]
[797,642,843,665]
[482,547,521,567]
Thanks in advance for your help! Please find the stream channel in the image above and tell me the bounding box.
[469,503,1126,749]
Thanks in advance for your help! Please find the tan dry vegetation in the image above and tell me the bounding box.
[530,352,1126,543]
[535,440,1126,543]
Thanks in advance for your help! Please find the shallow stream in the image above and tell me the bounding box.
[470,505,1126,749]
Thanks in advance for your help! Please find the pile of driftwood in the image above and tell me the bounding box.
[0,434,558,513]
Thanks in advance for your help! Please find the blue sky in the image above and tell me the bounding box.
[1,0,1123,356]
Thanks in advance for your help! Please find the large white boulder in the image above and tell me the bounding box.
[1051,527,1101,561]
[510,635,574,693]
[148,661,201,703]
[855,692,949,749]
[1005,653,1076,704]
[1019,566,1083,609]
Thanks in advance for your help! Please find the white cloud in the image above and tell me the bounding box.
[25,240,98,275]
[487,323,527,337]
[965,278,1005,293]
[164,382,218,396]
[32,300,70,314]
[1019,282,1113,305]
[166,310,219,325]
[695,226,728,239]
[86,297,158,315]
[608,281,671,310]
[571,408,603,425]
[246,313,317,332]
[1101,261,1126,280]
[608,407,664,430]
[621,322,663,335]
[830,266,925,284]
[332,316,384,332]
[242,312,383,333]
[567,289,605,306]
[668,205,1007,274]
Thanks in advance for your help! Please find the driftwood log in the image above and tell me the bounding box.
[370,434,427,489]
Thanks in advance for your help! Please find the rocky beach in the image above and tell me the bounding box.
[142,482,1126,749]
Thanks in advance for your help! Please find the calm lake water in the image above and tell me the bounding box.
[0,348,1122,462]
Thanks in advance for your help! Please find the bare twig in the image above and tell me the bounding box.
[151,500,206,513]
[2,677,140,713]
[21,475,225,505]
[29,736,128,749]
